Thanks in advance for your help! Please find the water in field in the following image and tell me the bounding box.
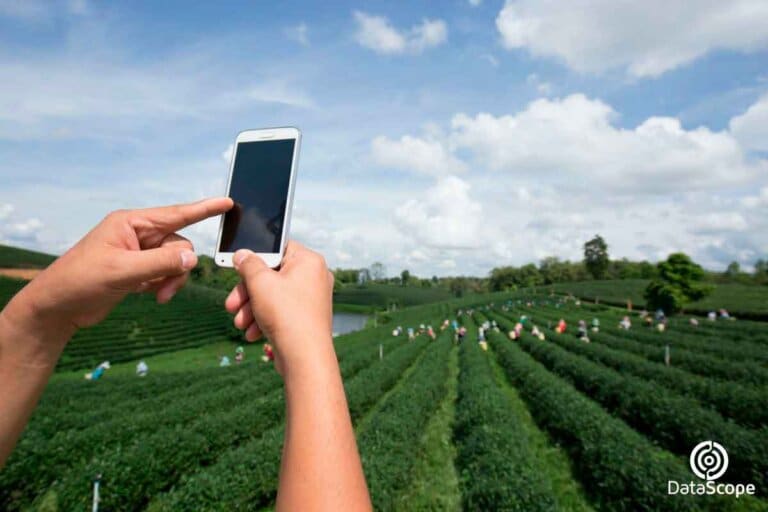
[333,312,369,336]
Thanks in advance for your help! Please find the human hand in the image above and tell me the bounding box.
[9,198,232,332]
[224,241,335,376]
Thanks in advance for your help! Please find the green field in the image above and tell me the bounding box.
[1,290,767,511]
[551,279,768,319]
[2,243,768,510]
[0,244,57,268]
[334,282,455,311]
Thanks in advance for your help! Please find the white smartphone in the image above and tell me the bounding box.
[215,127,301,268]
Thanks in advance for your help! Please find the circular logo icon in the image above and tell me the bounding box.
[690,441,729,481]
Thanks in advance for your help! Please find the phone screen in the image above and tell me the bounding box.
[219,139,295,253]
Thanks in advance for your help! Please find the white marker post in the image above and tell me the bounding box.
[92,474,101,512]
[379,344,383,361]
[664,345,670,367]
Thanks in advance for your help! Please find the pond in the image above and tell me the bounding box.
[332,312,369,336]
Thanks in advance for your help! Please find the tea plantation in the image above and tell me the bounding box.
[1,282,768,510]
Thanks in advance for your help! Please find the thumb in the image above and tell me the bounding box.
[233,249,269,282]
[118,247,197,284]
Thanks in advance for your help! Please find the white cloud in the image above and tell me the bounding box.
[469,0,482,6]
[394,176,483,249]
[730,93,768,152]
[374,93,768,273]
[371,135,466,176]
[691,212,749,235]
[449,94,761,193]
[1,218,44,244]
[496,0,768,77]
[249,81,314,108]
[0,203,13,220]
[0,54,315,142]
[285,22,309,46]
[353,11,447,55]
[410,19,448,52]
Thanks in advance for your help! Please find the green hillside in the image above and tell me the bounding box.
[334,283,455,311]
[551,279,768,318]
[1,276,240,371]
[0,244,57,268]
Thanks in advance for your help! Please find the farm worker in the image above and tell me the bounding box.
[689,318,699,327]
[619,316,632,330]
[441,319,449,331]
[491,320,499,332]
[451,319,459,331]
[391,328,399,337]
[520,315,529,327]
[427,326,436,340]
[655,309,666,323]
[708,311,717,321]
[458,326,467,343]
[0,201,372,512]
[531,325,541,337]
[220,355,231,367]
[508,330,518,341]
[85,361,110,381]
[419,323,426,334]
[719,309,731,319]
[478,327,486,343]
[555,319,567,334]
[577,320,587,339]
[235,346,245,364]
[136,360,148,377]
[262,343,275,363]
[591,318,600,332]
[407,327,416,341]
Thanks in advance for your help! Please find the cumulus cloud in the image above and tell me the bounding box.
[496,0,768,77]
[449,94,760,193]
[375,93,768,272]
[394,176,483,249]
[353,11,447,55]
[730,93,768,152]
[0,217,44,244]
[371,135,466,176]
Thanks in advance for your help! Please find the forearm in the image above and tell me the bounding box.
[276,339,371,512]
[0,286,76,467]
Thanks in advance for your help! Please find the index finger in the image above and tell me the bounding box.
[138,197,233,232]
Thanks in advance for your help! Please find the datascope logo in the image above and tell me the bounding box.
[668,441,757,498]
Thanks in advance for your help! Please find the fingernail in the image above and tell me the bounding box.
[181,250,197,270]
[234,249,251,267]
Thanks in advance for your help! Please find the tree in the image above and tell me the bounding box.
[756,259,768,275]
[725,261,741,278]
[643,253,713,313]
[449,277,469,297]
[369,262,386,281]
[584,235,609,279]
[400,269,411,286]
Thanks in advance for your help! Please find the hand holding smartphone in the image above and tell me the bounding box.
[215,127,301,268]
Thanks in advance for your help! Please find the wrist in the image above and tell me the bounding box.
[278,334,340,385]
[1,286,77,369]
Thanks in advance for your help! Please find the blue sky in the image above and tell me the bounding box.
[0,0,766,276]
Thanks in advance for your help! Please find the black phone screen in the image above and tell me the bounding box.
[219,139,295,253]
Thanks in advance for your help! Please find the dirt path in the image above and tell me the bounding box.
[0,268,42,280]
